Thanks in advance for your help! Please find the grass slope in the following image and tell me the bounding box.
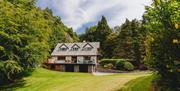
[119,75,155,91]
[1,68,152,91]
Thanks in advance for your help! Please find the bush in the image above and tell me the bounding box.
[139,64,148,70]
[124,62,134,71]
[116,61,134,71]
[115,60,126,70]
[99,59,129,66]
[99,59,134,71]
[103,63,114,69]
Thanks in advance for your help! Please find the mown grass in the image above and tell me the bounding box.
[118,75,155,91]
[0,68,152,91]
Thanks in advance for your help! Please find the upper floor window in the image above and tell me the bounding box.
[58,44,68,51]
[83,47,92,51]
[60,48,67,51]
[71,44,80,51]
[72,47,79,51]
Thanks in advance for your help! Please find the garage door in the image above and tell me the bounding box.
[65,65,74,72]
[79,65,88,72]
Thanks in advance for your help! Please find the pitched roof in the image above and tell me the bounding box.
[51,42,100,56]
[59,43,69,49]
[71,43,80,48]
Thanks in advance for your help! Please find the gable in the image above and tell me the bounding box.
[82,43,94,51]
[59,43,68,51]
[71,44,80,48]
[71,43,80,51]
[83,43,94,48]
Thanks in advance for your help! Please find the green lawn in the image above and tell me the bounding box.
[118,75,155,91]
[1,68,152,91]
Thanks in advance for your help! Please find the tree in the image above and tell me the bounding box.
[95,16,112,44]
[113,19,134,59]
[79,26,97,42]
[105,32,119,58]
[79,16,112,58]
[113,19,145,68]
[0,0,78,84]
[131,20,144,68]
[143,0,180,90]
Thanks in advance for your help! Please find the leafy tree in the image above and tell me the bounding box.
[0,0,78,84]
[143,0,180,90]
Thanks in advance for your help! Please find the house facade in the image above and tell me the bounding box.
[44,42,100,73]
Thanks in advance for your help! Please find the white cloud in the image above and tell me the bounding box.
[37,0,152,31]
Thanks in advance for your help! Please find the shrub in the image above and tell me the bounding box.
[115,60,126,70]
[124,62,134,71]
[99,59,134,71]
[139,64,148,70]
[99,59,116,66]
[103,63,114,69]
[99,59,129,66]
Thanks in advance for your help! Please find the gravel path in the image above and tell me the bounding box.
[92,72,117,76]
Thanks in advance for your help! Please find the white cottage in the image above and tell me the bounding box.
[44,42,100,73]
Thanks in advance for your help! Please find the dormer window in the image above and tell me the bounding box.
[58,43,68,51]
[60,48,67,51]
[71,44,80,51]
[82,43,93,51]
[86,47,92,51]
[72,48,79,51]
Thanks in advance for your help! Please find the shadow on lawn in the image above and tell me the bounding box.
[0,69,35,91]
[0,79,26,91]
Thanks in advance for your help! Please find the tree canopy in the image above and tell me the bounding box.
[0,0,78,84]
[79,16,112,58]
[143,0,180,90]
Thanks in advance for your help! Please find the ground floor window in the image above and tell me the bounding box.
[57,56,65,60]
[72,56,77,63]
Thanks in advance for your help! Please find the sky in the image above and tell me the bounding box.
[37,0,152,34]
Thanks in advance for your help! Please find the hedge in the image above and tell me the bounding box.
[99,59,129,66]
[99,59,134,71]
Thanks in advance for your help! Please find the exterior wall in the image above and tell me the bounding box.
[88,65,95,73]
[77,56,84,63]
[54,56,58,61]
[61,65,65,72]
[91,56,97,64]
[74,65,79,72]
